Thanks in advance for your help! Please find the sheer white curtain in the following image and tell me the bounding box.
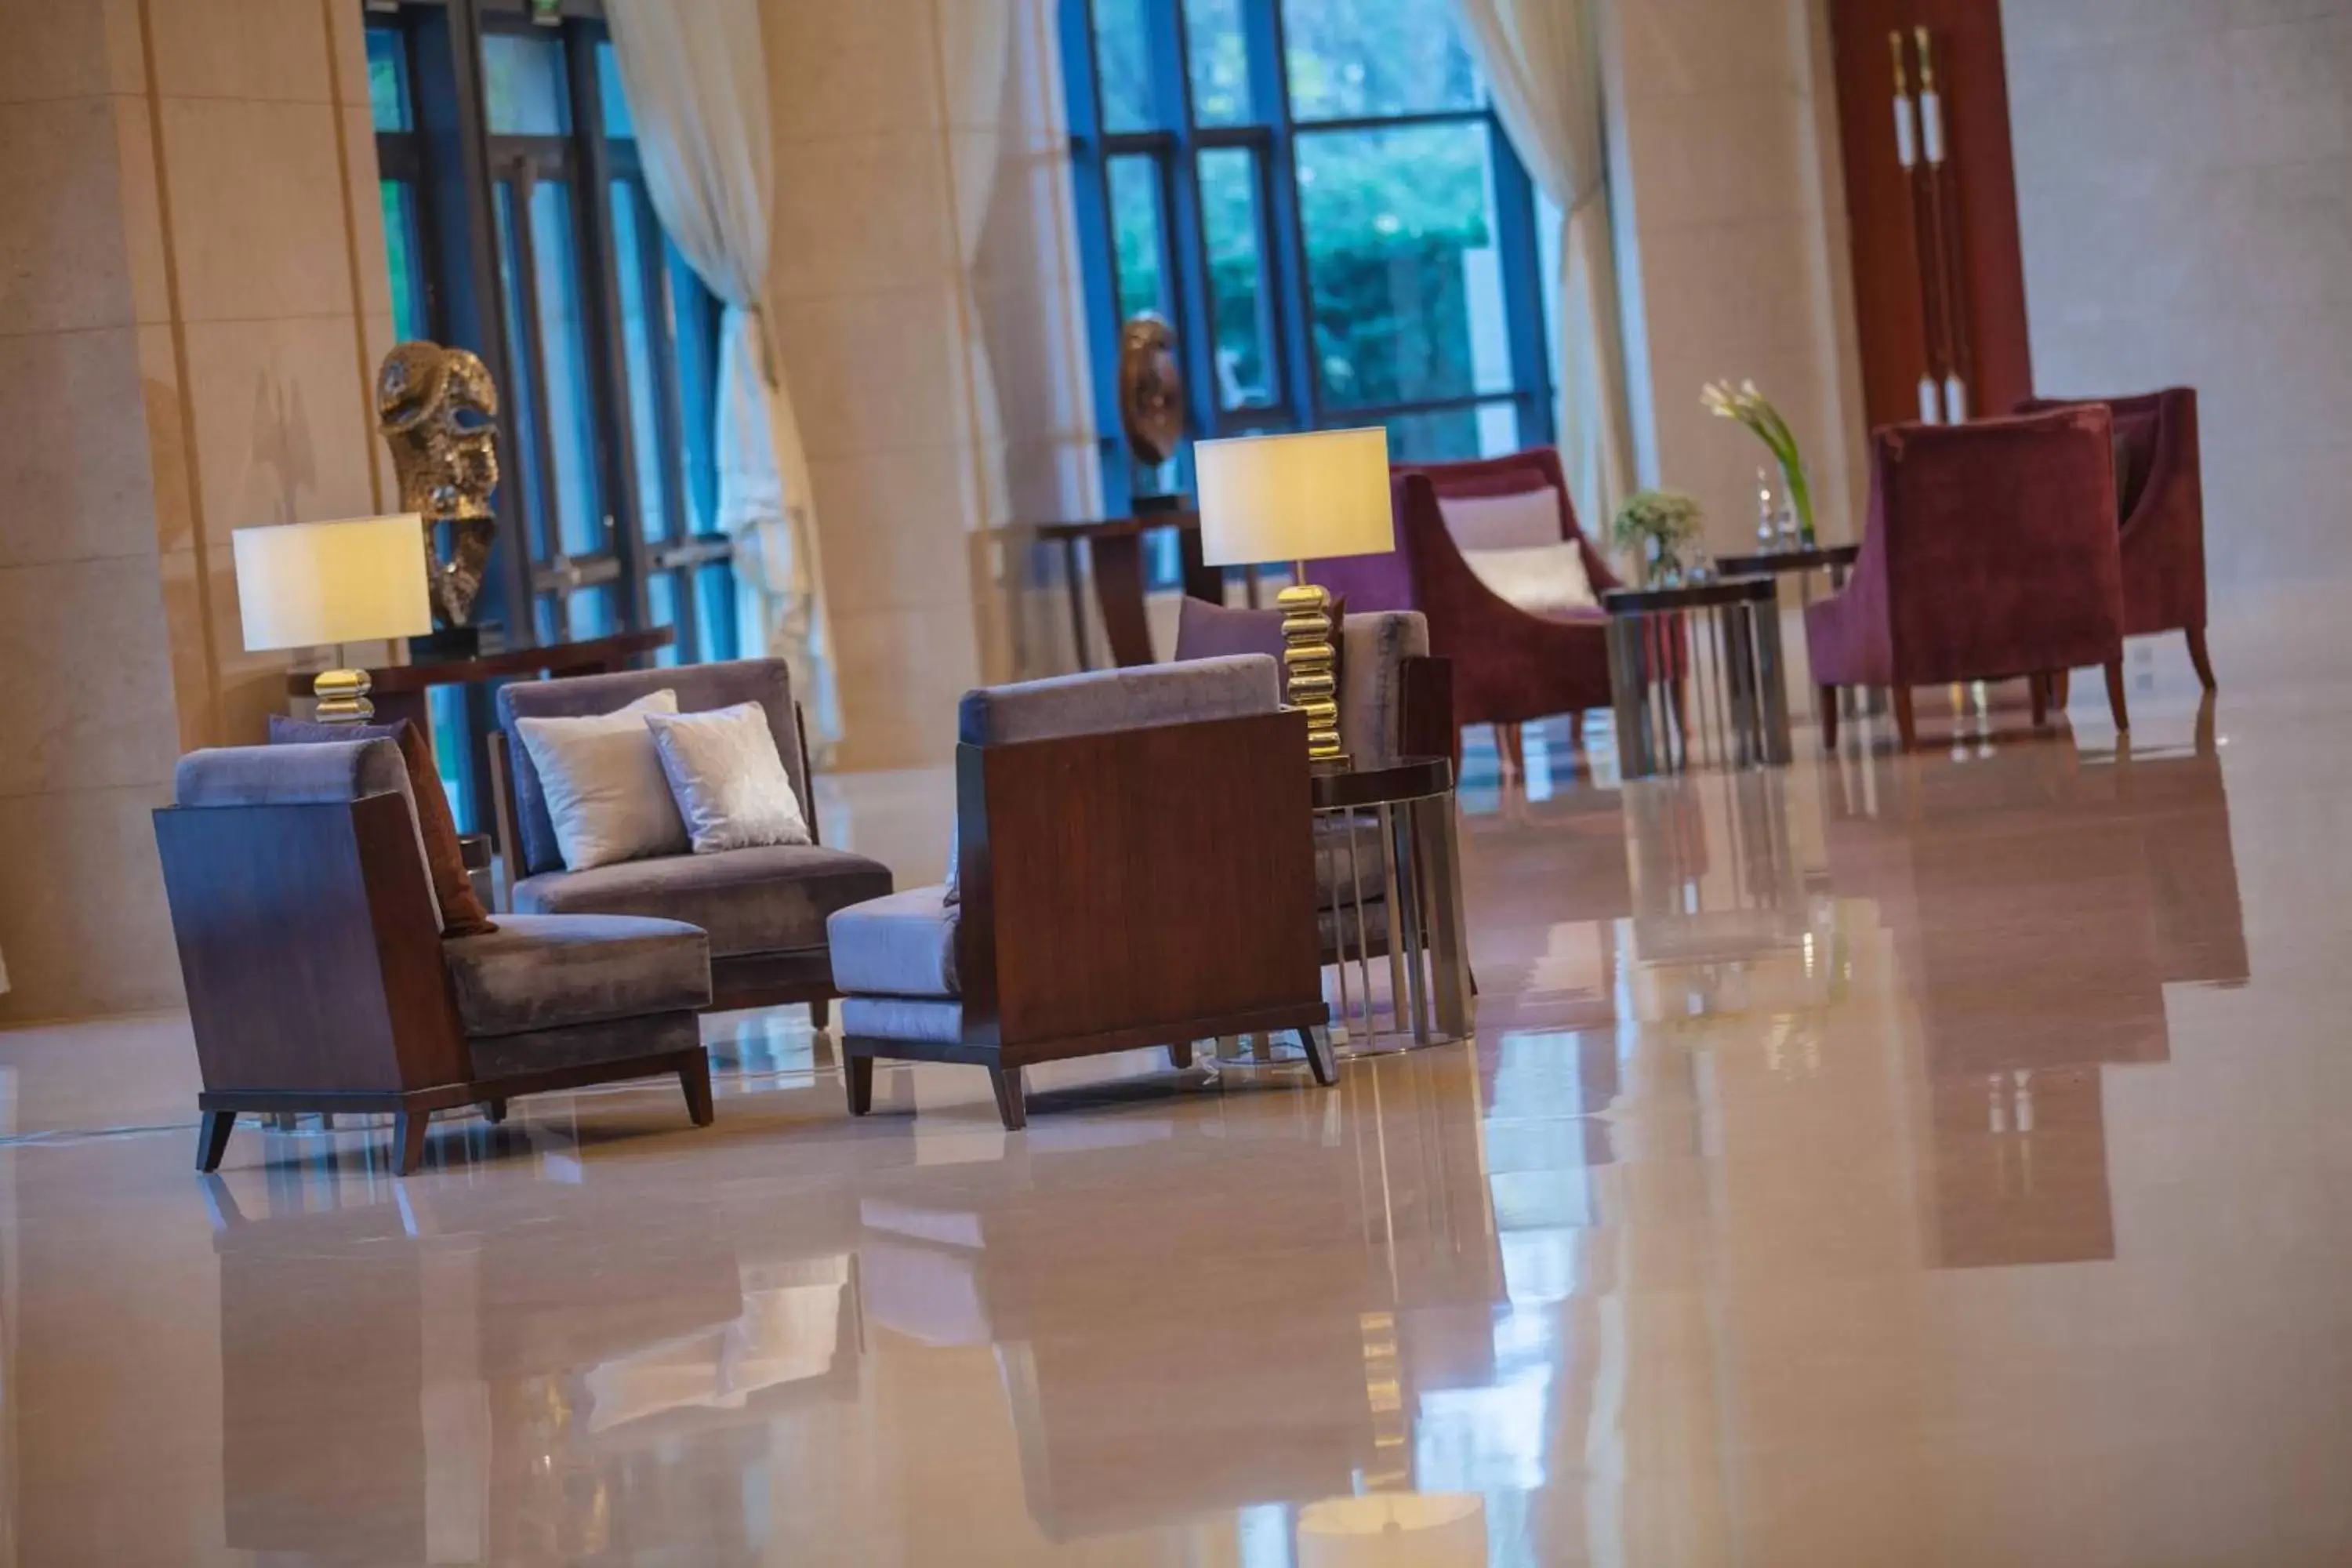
[1454,0,1634,529]
[942,0,1018,536]
[607,0,839,747]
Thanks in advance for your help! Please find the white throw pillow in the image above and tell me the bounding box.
[644,702,813,855]
[514,690,686,871]
[1437,488,1564,551]
[1460,541,1600,615]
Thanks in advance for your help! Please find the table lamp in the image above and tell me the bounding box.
[1196,426,1393,767]
[232,514,433,723]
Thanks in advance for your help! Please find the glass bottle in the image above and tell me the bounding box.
[1755,467,1780,551]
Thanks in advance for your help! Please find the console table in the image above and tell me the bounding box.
[1030,510,1243,670]
[283,628,675,744]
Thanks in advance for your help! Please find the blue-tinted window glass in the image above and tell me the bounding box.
[528,180,605,557]
[595,40,634,140]
[1092,0,1155,132]
[648,571,682,666]
[366,28,410,132]
[1282,0,1483,120]
[1108,155,1169,322]
[610,182,669,542]
[428,686,471,833]
[482,32,569,135]
[570,584,617,639]
[492,183,551,561]
[382,181,425,343]
[1197,147,1274,409]
[1296,122,1506,408]
[1185,0,1253,125]
[666,240,721,536]
[695,563,740,662]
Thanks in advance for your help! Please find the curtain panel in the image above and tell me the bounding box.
[608,0,840,747]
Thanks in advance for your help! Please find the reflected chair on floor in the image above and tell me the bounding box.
[1807,408,2129,751]
[154,739,717,1175]
[1310,447,1621,772]
[2015,386,2214,689]
[824,655,1334,1131]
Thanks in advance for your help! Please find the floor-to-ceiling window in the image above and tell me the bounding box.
[1062,0,1552,512]
[364,0,738,822]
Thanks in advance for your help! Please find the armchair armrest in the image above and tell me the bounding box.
[154,791,471,1098]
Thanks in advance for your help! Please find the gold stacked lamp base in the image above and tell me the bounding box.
[1278,572,1345,770]
[310,667,376,724]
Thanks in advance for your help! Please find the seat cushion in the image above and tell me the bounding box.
[828,885,960,999]
[442,914,712,1038]
[512,844,894,958]
[840,995,964,1045]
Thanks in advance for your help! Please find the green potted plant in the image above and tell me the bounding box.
[1610,488,1705,587]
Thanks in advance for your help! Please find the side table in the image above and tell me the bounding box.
[1311,757,1471,1050]
[1603,577,1793,779]
[1712,543,1881,720]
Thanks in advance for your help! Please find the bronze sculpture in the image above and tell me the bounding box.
[1116,313,1185,467]
[376,340,501,630]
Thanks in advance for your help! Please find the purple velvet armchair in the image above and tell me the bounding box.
[2014,387,2213,689]
[1806,408,2129,751]
[1310,448,1622,768]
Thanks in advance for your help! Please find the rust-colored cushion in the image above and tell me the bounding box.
[269,713,496,937]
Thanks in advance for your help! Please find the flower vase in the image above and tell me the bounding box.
[1780,459,1817,548]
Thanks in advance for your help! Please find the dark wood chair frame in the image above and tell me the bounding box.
[486,700,841,1022]
[842,708,1335,1131]
[154,790,713,1177]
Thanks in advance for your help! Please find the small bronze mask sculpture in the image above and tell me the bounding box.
[1117,313,1185,469]
[377,341,501,629]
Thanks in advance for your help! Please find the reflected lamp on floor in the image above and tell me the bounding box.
[1296,1493,1487,1567]
[1196,426,1394,767]
[232,514,433,723]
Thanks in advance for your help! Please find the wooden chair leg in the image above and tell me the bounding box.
[2053,669,2071,708]
[678,1054,715,1127]
[844,1054,874,1116]
[809,996,830,1031]
[1496,722,1525,777]
[391,1112,429,1177]
[2029,672,2050,728]
[2185,625,2217,691]
[195,1110,234,1174]
[1892,685,1918,751]
[2103,656,2130,734]
[1168,1040,1195,1070]
[1819,687,1839,750]
[1566,709,1586,758]
[989,1066,1028,1131]
[481,1098,508,1124]
[1298,1025,1338,1087]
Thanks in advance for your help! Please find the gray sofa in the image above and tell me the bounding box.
[154,738,716,1175]
[492,659,893,1018]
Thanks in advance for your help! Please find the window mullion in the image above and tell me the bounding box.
[1252,0,1318,427]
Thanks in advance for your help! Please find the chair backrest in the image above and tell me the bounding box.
[495,659,806,878]
[1169,601,1432,766]
[951,655,1319,1051]
[958,653,1279,746]
[176,739,440,930]
[2014,387,2194,528]
[1313,447,1617,613]
[1871,408,2126,683]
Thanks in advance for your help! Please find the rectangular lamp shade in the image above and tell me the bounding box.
[231,514,434,652]
[1195,426,1394,568]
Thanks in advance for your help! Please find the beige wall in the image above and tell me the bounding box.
[2002,2,2352,590]
[1602,0,1868,560]
[0,0,390,1022]
[766,0,1096,771]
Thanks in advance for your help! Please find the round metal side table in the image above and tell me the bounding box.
[1311,757,1472,1051]
[1602,576,1794,779]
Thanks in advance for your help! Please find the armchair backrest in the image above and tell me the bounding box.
[155,739,472,1097]
[495,658,807,878]
[951,656,1320,1051]
[2014,387,2197,533]
[1867,408,2126,684]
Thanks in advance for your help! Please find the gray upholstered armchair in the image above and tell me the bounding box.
[154,739,717,1175]
[491,659,893,1019]
[825,655,1334,1131]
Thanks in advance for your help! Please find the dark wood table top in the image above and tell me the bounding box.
[284,628,674,697]
[1311,756,1455,810]
[1712,543,1859,576]
[1601,575,1779,615]
[1028,509,1202,542]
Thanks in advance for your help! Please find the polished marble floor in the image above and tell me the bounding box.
[4,597,2350,1565]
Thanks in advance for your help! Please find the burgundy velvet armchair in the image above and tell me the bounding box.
[1806,408,2129,751]
[2014,387,2213,689]
[1309,448,1621,768]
